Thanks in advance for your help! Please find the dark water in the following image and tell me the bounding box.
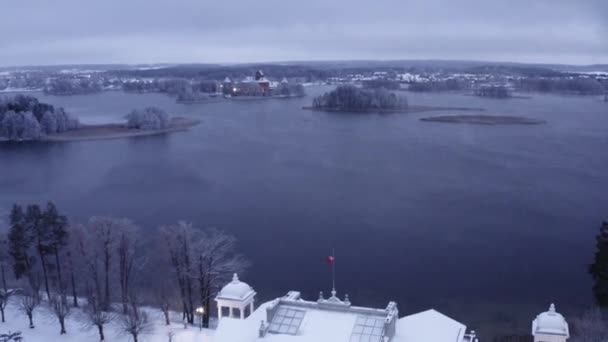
[1,88,607,335]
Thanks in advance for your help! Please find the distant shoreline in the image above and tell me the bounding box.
[42,117,200,142]
[420,115,545,125]
[302,105,483,114]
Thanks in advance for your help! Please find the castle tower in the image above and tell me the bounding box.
[532,303,569,342]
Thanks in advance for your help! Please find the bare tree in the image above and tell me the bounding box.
[119,299,153,342]
[116,220,143,314]
[158,223,248,326]
[48,294,70,334]
[82,292,113,341]
[0,234,9,293]
[154,278,178,326]
[77,217,122,311]
[0,289,17,323]
[19,290,38,329]
[196,228,249,327]
[90,217,116,311]
[65,230,80,308]
[74,223,103,309]
[571,308,608,342]
[159,222,198,324]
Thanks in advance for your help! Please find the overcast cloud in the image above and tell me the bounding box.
[1,0,607,66]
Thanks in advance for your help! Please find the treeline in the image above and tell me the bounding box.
[111,64,330,82]
[408,79,471,92]
[274,83,306,97]
[361,79,401,90]
[124,79,223,103]
[0,202,247,340]
[125,107,170,130]
[474,85,512,98]
[177,82,222,102]
[0,95,79,141]
[515,77,605,95]
[312,85,408,111]
[122,78,191,95]
[44,77,102,96]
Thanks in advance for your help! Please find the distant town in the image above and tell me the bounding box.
[1,61,607,101]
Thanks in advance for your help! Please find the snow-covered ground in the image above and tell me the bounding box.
[0,299,215,342]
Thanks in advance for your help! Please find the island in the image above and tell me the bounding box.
[304,85,482,113]
[420,115,546,125]
[44,116,200,142]
[0,95,199,142]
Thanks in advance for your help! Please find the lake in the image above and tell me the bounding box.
[1,87,607,336]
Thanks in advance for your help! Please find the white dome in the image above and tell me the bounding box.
[217,273,255,300]
[533,304,569,336]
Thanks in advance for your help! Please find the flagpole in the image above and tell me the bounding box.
[332,247,336,295]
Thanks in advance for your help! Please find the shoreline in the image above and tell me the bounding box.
[302,105,483,114]
[42,117,200,142]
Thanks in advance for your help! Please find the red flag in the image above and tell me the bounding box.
[326,255,335,264]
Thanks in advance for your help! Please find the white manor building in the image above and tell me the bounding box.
[213,273,479,342]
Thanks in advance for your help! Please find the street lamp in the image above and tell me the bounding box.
[195,307,205,331]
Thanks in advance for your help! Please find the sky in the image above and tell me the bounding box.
[1,0,607,67]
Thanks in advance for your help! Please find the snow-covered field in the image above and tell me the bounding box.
[0,300,215,342]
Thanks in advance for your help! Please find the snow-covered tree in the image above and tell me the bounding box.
[119,298,153,342]
[24,204,51,301]
[42,202,69,294]
[158,222,248,326]
[116,220,144,314]
[22,112,41,140]
[0,95,79,140]
[0,289,17,323]
[74,223,104,311]
[9,202,71,303]
[154,277,178,326]
[48,294,70,334]
[19,290,38,329]
[125,107,170,130]
[85,217,118,311]
[0,111,25,140]
[571,308,608,342]
[158,222,198,324]
[0,233,9,293]
[82,292,113,341]
[8,205,40,301]
[196,228,249,327]
[40,111,58,134]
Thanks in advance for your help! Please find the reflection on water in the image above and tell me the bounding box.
[1,88,608,337]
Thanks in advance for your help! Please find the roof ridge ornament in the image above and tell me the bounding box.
[232,273,240,284]
[549,303,556,313]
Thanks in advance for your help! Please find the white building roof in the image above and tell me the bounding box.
[393,309,466,342]
[217,274,256,301]
[213,291,467,342]
[532,304,569,337]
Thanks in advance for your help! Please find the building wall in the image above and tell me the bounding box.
[534,334,567,342]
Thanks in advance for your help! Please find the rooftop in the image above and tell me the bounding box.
[214,290,468,342]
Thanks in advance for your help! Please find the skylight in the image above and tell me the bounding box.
[268,307,306,335]
[349,316,385,342]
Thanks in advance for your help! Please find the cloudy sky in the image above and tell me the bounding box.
[1,0,607,67]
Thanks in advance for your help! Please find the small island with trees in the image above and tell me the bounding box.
[306,85,409,113]
[305,85,481,114]
[0,95,199,142]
